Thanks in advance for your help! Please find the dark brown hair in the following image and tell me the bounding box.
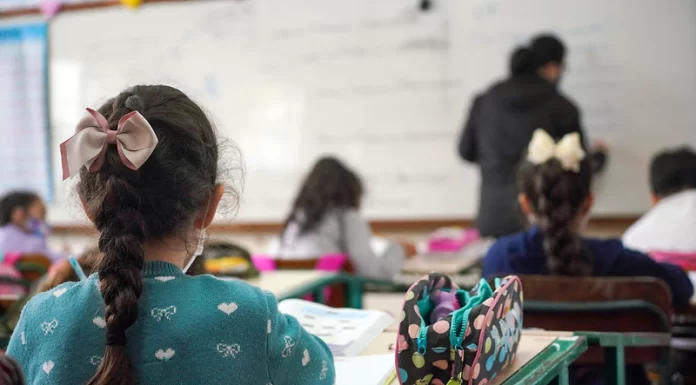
[650,146,696,197]
[76,85,220,385]
[0,191,40,226]
[0,355,25,385]
[519,156,593,276]
[283,156,363,235]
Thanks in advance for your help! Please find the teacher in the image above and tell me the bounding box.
[458,34,608,237]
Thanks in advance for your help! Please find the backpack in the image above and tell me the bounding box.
[396,273,523,385]
[200,241,259,279]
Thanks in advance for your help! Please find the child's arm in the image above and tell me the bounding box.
[342,210,405,279]
[264,292,335,385]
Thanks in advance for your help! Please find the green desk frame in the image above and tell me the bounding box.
[502,336,588,385]
[575,331,672,385]
[525,300,673,385]
[275,273,346,304]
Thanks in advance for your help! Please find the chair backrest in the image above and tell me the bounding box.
[517,275,673,364]
[253,255,352,307]
[252,254,351,272]
[11,254,51,283]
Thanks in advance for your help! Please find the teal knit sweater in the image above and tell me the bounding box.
[7,261,335,385]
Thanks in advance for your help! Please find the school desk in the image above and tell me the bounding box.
[362,330,587,385]
[245,270,343,302]
[401,239,494,276]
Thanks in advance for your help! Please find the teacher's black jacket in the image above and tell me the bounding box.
[459,74,605,237]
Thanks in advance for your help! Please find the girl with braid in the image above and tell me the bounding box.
[483,129,692,385]
[7,85,334,385]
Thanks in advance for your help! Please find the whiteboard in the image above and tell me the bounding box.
[48,0,696,225]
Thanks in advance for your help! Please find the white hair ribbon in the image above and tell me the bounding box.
[527,129,586,172]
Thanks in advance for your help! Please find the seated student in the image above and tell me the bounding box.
[0,191,63,262]
[7,85,334,385]
[269,157,406,279]
[622,146,696,253]
[483,129,693,306]
[483,130,693,385]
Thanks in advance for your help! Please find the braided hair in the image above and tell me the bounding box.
[76,85,220,385]
[519,156,593,276]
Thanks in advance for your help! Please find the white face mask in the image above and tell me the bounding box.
[182,228,206,273]
[182,202,211,273]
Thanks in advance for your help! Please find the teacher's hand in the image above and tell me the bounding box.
[592,139,610,154]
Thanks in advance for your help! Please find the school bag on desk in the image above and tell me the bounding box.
[396,273,523,385]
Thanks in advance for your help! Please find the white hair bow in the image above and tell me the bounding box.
[527,129,586,172]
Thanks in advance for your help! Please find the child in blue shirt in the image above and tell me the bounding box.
[483,129,693,385]
[7,85,335,385]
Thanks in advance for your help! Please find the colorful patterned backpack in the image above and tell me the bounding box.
[396,273,523,385]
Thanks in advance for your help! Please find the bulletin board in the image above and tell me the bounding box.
[0,22,52,200]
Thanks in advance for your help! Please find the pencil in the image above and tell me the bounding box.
[383,370,397,385]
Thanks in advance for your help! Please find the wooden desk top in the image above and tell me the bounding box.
[363,330,575,385]
[245,270,338,297]
[401,239,493,275]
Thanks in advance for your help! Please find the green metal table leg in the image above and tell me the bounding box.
[604,345,626,385]
[313,287,325,304]
[346,277,363,309]
[559,364,570,385]
[659,346,671,385]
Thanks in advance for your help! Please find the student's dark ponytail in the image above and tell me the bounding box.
[519,151,593,276]
[76,86,222,385]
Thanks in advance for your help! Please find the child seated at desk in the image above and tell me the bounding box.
[483,129,693,385]
[0,191,63,262]
[622,146,696,254]
[7,85,334,385]
[269,156,406,280]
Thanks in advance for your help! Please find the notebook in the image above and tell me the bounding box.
[278,299,394,356]
[335,354,396,385]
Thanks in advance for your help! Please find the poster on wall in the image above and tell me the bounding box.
[0,23,52,200]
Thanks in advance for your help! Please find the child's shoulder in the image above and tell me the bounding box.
[487,230,531,256]
[21,277,100,321]
[174,273,275,311]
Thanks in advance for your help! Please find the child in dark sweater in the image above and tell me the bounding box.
[483,129,693,385]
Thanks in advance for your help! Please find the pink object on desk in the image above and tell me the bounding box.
[650,251,696,271]
[252,254,347,302]
[427,228,480,253]
[252,254,347,272]
[251,255,276,272]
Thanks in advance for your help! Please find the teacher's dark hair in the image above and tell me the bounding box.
[77,85,222,385]
[531,34,566,66]
[283,157,363,236]
[518,156,593,276]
